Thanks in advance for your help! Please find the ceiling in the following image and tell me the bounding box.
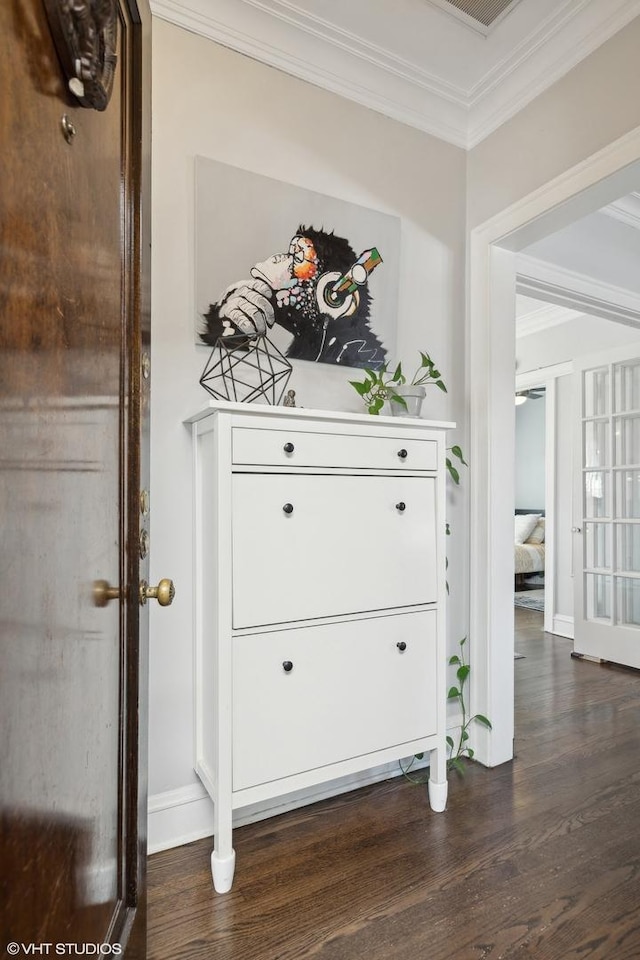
[516,192,640,335]
[150,0,640,148]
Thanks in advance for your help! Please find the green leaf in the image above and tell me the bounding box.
[435,380,448,392]
[446,460,460,485]
[392,362,403,382]
[456,664,470,684]
[369,398,383,415]
[448,655,461,665]
[349,380,368,396]
[364,367,379,382]
[461,730,469,742]
[467,747,475,759]
[448,757,466,777]
[390,393,408,409]
[445,522,451,535]
[447,686,461,699]
[446,735,454,749]
[450,445,467,465]
[473,714,493,729]
[414,752,424,760]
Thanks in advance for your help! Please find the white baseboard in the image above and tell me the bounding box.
[148,756,429,856]
[551,614,574,639]
[147,782,214,855]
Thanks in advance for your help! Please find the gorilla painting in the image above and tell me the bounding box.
[200,225,388,370]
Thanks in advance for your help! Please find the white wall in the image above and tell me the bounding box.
[516,314,640,373]
[467,15,640,229]
[515,397,545,510]
[148,19,467,851]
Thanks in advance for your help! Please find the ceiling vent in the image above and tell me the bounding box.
[440,0,518,27]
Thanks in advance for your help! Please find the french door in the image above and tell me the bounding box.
[574,342,640,668]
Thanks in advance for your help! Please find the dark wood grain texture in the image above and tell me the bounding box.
[0,0,150,952]
[148,607,640,960]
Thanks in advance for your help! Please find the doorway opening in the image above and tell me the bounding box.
[514,381,546,608]
[468,136,640,768]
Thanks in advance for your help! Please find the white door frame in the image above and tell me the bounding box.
[468,125,640,768]
[515,363,573,637]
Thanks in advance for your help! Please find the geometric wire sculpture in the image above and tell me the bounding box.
[200,334,293,405]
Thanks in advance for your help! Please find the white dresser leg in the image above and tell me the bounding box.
[428,777,448,812]
[211,848,236,893]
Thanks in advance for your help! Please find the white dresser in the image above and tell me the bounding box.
[187,402,452,892]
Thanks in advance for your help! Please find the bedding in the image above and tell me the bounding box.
[515,540,545,574]
[514,512,545,578]
[514,513,541,544]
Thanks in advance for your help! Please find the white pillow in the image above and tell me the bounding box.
[515,513,541,544]
[528,518,545,544]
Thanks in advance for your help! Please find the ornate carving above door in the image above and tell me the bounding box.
[43,0,118,111]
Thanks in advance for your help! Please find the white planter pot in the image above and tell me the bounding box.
[389,385,426,418]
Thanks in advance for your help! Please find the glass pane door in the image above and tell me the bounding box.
[581,364,612,622]
[576,353,640,668]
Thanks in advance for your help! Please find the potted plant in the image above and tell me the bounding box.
[349,351,447,417]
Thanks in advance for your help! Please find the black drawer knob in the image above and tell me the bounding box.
[396,502,406,512]
[282,660,293,673]
[398,448,408,459]
[283,442,295,453]
[283,503,294,515]
[397,642,407,652]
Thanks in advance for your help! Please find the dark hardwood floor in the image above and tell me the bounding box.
[148,608,640,959]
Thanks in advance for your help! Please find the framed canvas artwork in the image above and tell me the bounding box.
[195,157,400,371]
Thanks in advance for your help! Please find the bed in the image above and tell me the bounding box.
[515,509,545,589]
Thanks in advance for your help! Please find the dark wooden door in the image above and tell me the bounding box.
[0,0,151,955]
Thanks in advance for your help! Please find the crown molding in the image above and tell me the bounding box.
[467,0,640,145]
[515,299,580,338]
[468,0,587,102]
[151,0,640,149]
[516,254,640,328]
[150,0,470,146]
[601,192,640,230]
[516,361,574,388]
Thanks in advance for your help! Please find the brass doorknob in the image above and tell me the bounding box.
[139,578,175,607]
[93,579,120,607]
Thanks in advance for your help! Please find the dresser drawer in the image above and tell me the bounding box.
[232,611,437,791]
[232,473,437,628]
[232,427,436,471]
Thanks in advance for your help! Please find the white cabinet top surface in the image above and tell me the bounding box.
[186,400,454,432]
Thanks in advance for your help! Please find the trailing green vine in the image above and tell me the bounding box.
[395,418,491,782]
[399,637,492,783]
[446,444,467,485]
[446,637,492,776]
